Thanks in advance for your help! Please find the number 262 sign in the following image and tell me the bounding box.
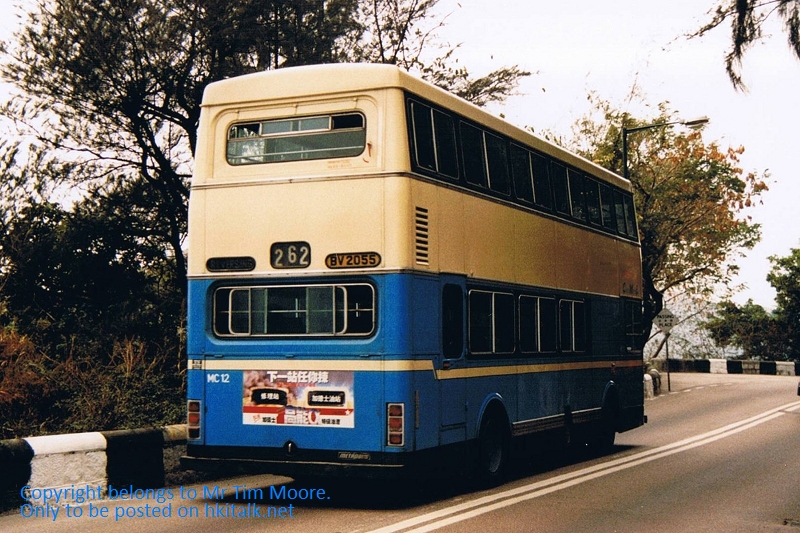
[270,242,311,269]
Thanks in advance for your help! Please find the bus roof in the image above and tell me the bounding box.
[202,63,628,189]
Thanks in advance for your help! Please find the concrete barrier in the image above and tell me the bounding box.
[0,424,186,508]
[759,361,777,375]
[25,431,107,504]
[777,362,795,376]
[709,359,728,374]
[657,358,797,376]
[644,373,654,399]
[741,360,760,374]
[0,438,34,508]
[727,360,743,374]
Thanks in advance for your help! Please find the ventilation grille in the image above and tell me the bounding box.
[414,206,430,265]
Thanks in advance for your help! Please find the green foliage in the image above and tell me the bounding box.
[693,0,800,90]
[766,248,800,359]
[704,300,789,359]
[0,327,184,439]
[0,0,529,437]
[703,248,800,361]
[347,0,530,105]
[0,196,185,438]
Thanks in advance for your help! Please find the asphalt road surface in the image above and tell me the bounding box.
[4,373,800,533]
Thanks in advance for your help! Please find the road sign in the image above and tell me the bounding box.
[654,308,677,333]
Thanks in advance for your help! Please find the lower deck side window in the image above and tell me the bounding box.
[519,296,557,353]
[469,290,514,354]
[468,289,589,356]
[442,284,464,358]
[624,299,643,352]
[560,300,586,353]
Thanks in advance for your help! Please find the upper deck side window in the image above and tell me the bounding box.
[405,95,639,243]
[410,101,459,179]
[226,113,366,165]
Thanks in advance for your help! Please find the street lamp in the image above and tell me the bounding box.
[621,116,709,181]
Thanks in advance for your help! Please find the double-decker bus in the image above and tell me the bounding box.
[182,63,645,480]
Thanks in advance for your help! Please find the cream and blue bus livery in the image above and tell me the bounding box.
[183,64,645,479]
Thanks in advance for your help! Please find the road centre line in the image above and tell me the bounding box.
[364,399,800,533]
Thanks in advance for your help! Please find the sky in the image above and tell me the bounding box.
[434,0,800,309]
[1,0,797,309]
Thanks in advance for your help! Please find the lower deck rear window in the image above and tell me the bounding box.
[214,283,375,337]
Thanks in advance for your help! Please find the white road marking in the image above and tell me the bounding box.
[365,399,800,533]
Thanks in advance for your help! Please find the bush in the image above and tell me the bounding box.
[0,328,184,439]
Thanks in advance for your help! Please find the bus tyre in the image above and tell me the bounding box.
[477,409,510,483]
[588,407,617,456]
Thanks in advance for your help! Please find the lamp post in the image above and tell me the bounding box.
[622,116,708,391]
[621,116,709,182]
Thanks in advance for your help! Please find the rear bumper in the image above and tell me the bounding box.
[182,442,470,479]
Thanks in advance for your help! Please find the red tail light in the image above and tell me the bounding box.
[386,403,404,447]
[187,400,201,440]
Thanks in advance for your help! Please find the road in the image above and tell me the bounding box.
[4,373,800,532]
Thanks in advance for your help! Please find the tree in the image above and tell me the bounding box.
[1,0,363,300]
[693,0,800,90]
[767,248,800,359]
[1,0,527,302]
[568,98,767,343]
[347,0,530,105]
[703,249,800,361]
[0,0,530,435]
[704,300,789,359]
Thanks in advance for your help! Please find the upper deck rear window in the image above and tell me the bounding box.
[227,113,366,165]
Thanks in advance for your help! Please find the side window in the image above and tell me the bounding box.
[599,183,617,232]
[460,123,487,187]
[624,299,643,352]
[622,193,638,239]
[485,132,510,195]
[550,162,571,215]
[410,103,459,180]
[519,295,559,354]
[442,284,464,358]
[469,291,493,353]
[494,293,515,352]
[559,300,586,353]
[469,290,514,355]
[585,179,602,226]
[613,190,628,236]
[568,169,587,221]
[510,144,534,203]
[519,296,539,353]
[539,298,557,352]
[433,110,459,178]
[410,102,435,171]
[531,152,553,209]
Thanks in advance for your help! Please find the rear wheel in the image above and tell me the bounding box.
[587,402,617,456]
[477,409,510,482]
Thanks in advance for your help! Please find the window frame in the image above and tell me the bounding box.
[518,295,558,354]
[226,112,366,166]
[559,299,587,353]
[468,289,515,355]
[213,282,376,338]
[405,94,640,245]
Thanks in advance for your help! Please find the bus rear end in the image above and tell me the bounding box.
[181,66,430,477]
